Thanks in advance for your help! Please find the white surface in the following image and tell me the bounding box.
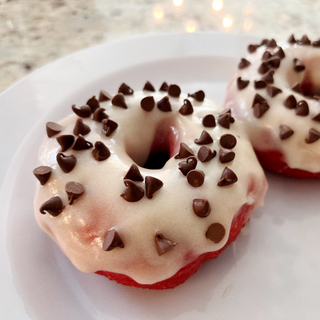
[1,32,320,320]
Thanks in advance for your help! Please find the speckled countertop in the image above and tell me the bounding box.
[1,0,320,93]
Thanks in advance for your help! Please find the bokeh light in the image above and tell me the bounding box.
[223,16,233,28]
[212,0,223,11]
[153,7,164,21]
[173,0,183,7]
[185,21,196,33]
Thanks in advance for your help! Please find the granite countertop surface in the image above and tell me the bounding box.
[1,0,320,93]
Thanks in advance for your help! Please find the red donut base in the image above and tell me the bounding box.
[96,202,254,290]
[254,149,320,179]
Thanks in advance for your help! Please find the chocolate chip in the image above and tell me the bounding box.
[288,34,296,44]
[217,167,238,186]
[248,44,258,53]
[193,199,211,218]
[305,128,320,144]
[73,118,91,136]
[279,125,294,140]
[157,96,172,112]
[312,39,320,47]
[206,223,225,243]
[159,82,169,92]
[283,95,297,109]
[121,179,144,202]
[98,90,112,102]
[72,135,93,150]
[267,39,277,48]
[46,122,64,138]
[237,77,250,90]
[291,83,302,94]
[56,135,75,152]
[262,51,272,61]
[253,102,269,118]
[267,57,281,69]
[260,39,268,46]
[143,81,155,92]
[93,108,108,122]
[273,47,285,59]
[102,118,118,137]
[124,164,144,181]
[174,143,194,159]
[155,232,177,256]
[178,156,197,176]
[219,148,235,163]
[194,130,213,145]
[187,170,205,187]
[65,181,85,205]
[188,90,205,102]
[39,196,63,217]
[298,35,311,45]
[168,84,181,97]
[202,114,216,128]
[261,70,274,84]
[86,96,100,113]
[33,166,52,185]
[197,146,216,162]
[179,99,194,115]
[218,110,234,129]
[112,93,127,109]
[92,141,110,161]
[118,83,134,95]
[141,96,155,112]
[293,58,305,72]
[295,100,309,116]
[254,80,266,89]
[267,85,282,97]
[145,176,163,199]
[252,93,267,106]
[312,113,320,122]
[258,62,270,74]
[238,58,251,69]
[56,153,77,173]
[103,229,124,251]
[72,104,91,118]
[220,134,237,149]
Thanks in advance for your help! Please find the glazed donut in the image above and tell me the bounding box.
[225,35,320,179]
[33,82,267,289]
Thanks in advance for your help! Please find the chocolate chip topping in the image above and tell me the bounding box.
[93,108,108,122]
[103,229,124,251]
[56,152,77,173]
[262,51,272,61]
[102,118,118,137]
[217,167,238,186]
[155,232,177,256]
[267,39,277,48]
[279,125,294,140]
[56,135,75,152]
[174,142,194,159]
[197,146,216,162]
[121,179,144,202]
[118,83,134,95]
[40,196,63,217]
[141,96,155,112]
[254,80,266,89]
[248,44,258,53]
[206,223,225,243]
[33,166,52,185]
[202,114,216,128]
[46,122,64,138]
[295,100,309,116]
[72,104,92,118]
[73,118,91,136]
[267,57,281,69]
[178,156,197,176]
[157,96,172,112]
[291,83,302,94]
[237,77,250,90]
[145,176,163,199]
[168,84,181,98]
[288,34,296,44]
[188,90,205,102]
[92,141,110,161]
[65,181,85,205]
[86,96,100,113]
[260,39,268,46]
[312,39,320,47]
[273,47,285,59]
[220,134,237,149]
[219,148,235,163]
[98,90,112,102]
[312,113,320,122]
[258,62,270,74]
[159,82,169,92]
[253,101,269,118]
[194,130,213,145]
[112,93,127,109]
[293,58,305,72]
[283,95,297,109]
[305,128,320,144]
[143,81,155,92]
[218,110,234,129]
[124,164,144,181]
[193,199,211,218]
[187,170,205,187]
[261,70,274,84]
[72,135,93,150]
[267,85,282,97]
[238,58,251,69]
[252,93,267,106]
[298,35,311,45]
[179,99,194,115]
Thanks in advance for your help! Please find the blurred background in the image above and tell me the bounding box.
[1,0,320,93]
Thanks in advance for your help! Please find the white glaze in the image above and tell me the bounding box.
[34,89,267,285]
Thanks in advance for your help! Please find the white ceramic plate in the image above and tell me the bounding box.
[1,32,320,320]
